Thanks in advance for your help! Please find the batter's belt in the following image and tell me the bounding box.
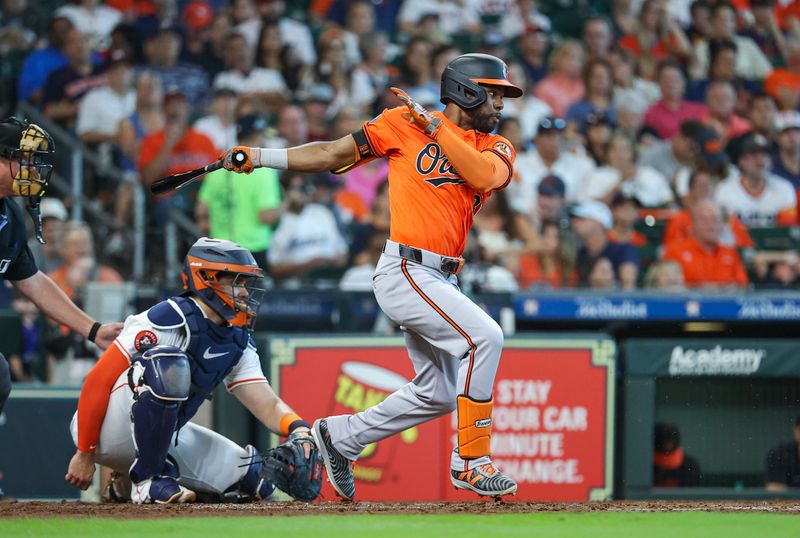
[383,240,465,275]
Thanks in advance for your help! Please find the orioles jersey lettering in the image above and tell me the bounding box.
[358,107,516,257]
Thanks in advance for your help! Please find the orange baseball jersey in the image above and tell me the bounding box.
[357,107,516,257]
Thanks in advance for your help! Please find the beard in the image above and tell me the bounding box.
[468,109,501,134]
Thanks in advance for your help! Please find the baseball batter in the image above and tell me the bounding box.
[65,238,320,503]
[221,53,522,499]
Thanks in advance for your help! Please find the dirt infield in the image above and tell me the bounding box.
[2,499,800,519]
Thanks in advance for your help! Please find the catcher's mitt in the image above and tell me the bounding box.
[261,432,322,501]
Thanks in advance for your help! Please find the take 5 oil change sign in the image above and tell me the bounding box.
[270,336,614,501]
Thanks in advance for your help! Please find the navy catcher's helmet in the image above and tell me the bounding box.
[182,237,265,330]
[440,53,523,110]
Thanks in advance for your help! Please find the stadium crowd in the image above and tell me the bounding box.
[2,0,800,381]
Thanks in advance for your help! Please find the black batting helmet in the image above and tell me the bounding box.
[440,53,523,110]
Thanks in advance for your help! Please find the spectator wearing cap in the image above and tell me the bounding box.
[716,133,797,227]
[771,110,800,190]
[653,421,702,487]
[301,83,335,142]
[584,132,673,208]
[619,0,693,81]
[192,88,238,153]
[195,114,282,273]
[643,61,707,140]
[179,1,219,76]
[515,22,550,86]
[75,48,136,146]
[27,197,69,274]
[212,32,288,113]
[726,92,776,164]
[662,198,748,288]
[267,172,348,283]
[534,39,585,118]
[534,174,569,231]
[41,28,107,129]
[691,1,772,81]
[571,200,640,290]
[55,0,123,52]
[608,192,647,247]
[506,116,595,214]
[138,87,218,224]
[665,169,754,249]
[702,81,751,144]
[565,59,617,139]
[143,27,209,112]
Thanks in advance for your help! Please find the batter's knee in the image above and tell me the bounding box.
[477,320,504,352]
[411,379,457,414]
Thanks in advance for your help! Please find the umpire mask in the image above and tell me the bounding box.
[0,117,56,243]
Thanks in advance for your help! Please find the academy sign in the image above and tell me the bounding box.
[668,345,765,376]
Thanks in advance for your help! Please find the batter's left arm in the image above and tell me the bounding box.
[220,135,360,175]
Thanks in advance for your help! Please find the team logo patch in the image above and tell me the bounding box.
[494,142,512,159]
[134,330,158,352]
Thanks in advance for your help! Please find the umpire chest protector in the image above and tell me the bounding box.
[146,297,250,425]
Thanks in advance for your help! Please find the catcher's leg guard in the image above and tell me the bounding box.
[236,445,276,500]
[457,394,493,459]
[128,348,190,485]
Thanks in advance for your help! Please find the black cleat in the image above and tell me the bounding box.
[313,419,355,501]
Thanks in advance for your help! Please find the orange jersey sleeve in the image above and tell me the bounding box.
[76,344,131,452]
[361,107,517,257]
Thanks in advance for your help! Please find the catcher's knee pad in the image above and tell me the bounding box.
[457,394,493,459]
[129,345,191,401]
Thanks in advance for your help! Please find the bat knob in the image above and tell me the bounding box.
[233,150,247,164]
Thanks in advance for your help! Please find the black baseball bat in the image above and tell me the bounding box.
[149,150,247,195]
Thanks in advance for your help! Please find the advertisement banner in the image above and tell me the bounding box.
[625,339,800,377]
[271,336,614,502]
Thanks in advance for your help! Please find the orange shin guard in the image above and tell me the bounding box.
[457,395,493,459]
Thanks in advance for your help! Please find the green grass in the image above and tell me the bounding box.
[2,513,799,538]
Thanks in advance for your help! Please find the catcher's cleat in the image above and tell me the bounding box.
[313,419,355,501]
[450,463,517,497]
[131,476,196,504]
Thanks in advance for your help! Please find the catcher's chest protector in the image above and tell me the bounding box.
[169,297,249,426]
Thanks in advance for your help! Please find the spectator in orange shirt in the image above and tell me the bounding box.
[662,198,749,288]
[518,221,578,290]
[763,38,800,111]
[138,87,218,225]
[664,169,754,248]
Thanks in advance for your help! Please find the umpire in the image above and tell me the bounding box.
[0,117,123,414]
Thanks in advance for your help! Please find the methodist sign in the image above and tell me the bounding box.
[269,335,615,502]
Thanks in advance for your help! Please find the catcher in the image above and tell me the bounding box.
[65,237,321,503]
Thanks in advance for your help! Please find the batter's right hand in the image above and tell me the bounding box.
[65,450,96,490]
[220,146,262,174]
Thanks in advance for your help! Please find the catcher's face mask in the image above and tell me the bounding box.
[0,118,56,244]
